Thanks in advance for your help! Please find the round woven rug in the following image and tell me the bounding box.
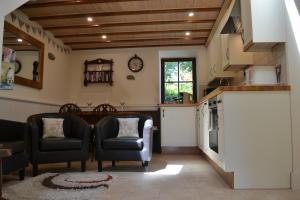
[3,172,113,200]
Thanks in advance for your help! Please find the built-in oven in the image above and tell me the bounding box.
[208,97,218,153]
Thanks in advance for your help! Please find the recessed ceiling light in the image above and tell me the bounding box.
[188,12,195,17]
[17,38,23,42]
[185,32,191,36]
[102,35,107,39]
[87,17,93,22]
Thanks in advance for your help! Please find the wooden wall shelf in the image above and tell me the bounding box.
[84,58,114,86]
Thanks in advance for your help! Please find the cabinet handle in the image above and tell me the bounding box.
[217,100,222,104]
[162,109,165,118]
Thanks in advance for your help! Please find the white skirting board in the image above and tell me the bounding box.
[0,97,59,122]
[292,171,300,190]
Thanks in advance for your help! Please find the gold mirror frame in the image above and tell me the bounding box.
[4,21,44,89]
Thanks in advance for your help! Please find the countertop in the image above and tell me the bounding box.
[199,85,291,105]
[159,103,198,107]
[160,85,291,107]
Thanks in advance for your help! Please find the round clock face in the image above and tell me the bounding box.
[15,60,22,74]
[128,55,143,72]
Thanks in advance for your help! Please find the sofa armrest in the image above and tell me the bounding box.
[95,117,114,150]
[70,115,91,140]
[28,121,41,155]
[0,119,26,141]
[142,119,153,152]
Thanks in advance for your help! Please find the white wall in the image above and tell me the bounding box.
[16,51,39,80]
[0,97,59,122]
[284,0,300,190]
[0,0,28,77]
[70,46,207,109]
[0,10,71,121]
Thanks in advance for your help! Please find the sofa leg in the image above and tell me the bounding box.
[67,161,71,168]
[112,161,116,167]
[98,161,102,172]
[142,161,149,167]
[81,161,86,172]
[19,168,25,180]
[142,161,149,172]
[32,164,38,177]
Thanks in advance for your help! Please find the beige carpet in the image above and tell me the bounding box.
[3,172,113,200]
[3,154,300,200]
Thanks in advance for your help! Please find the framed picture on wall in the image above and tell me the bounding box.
[1,47,16,90]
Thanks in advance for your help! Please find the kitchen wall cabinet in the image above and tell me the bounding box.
[221,34,253,72]
[207,35,237,85]
[240,0,286,52]
[160,106,196,147]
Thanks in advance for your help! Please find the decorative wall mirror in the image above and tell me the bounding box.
[3,21,44,89]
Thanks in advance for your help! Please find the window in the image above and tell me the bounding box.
[161,58,196,103]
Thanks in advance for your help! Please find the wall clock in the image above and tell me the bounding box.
[128,54,143,72]
[15,60,22,74]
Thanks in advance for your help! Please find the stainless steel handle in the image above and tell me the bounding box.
[208,110,213,131]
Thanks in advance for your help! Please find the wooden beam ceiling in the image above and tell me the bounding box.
[64,37,207,45]
[21,0,151,9]
[18,0,226,50]
[43,19,215,30]
[55,28,211,38]
[28,7,220,21]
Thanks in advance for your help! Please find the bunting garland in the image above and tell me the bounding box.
[9,12,71,54]
[25,23,31,32]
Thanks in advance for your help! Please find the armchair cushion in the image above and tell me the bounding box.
[42,118,65,138]
[40,138,82,151]
[1,141,25,154]
[103,137,143,150]
[117,118,139,138]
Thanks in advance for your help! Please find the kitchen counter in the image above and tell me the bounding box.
[199,85,290,104]
[159,103,198,107]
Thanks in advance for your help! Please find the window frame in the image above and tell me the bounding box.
[161,57,197,103]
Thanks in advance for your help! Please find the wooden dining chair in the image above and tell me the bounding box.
[93,104,117,113]
[59,103,82,114]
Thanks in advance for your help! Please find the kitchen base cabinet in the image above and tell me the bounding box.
[160,106,196,147]
[199,90,292,189]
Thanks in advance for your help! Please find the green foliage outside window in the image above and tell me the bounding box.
[163,60,194,103]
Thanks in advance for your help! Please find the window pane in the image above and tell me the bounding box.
[164,83,179,103]
[164,62,178,82]
[179,61,193,81]
[179,82,193,95]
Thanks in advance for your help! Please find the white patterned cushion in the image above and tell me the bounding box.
[42,118,65,138]
[117,118,139,138]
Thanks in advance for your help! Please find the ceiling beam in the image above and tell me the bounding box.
[21,0,150,9]
[28,7,221,21]
[55,29,211,38]
[71,43,205,50]
[64,37,207,45]
[205,0,233,46]
[44,19,215,30]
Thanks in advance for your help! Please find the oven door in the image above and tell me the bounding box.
[209,106,218,153]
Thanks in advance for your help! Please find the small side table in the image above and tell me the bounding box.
[0,149,12,200]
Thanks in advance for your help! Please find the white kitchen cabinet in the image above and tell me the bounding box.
[221,34,253,72]
[240,0,286,51]
[207,35,237,84]
[160,106,196,147]
[197,101,209,150]
[204,91,292,189]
